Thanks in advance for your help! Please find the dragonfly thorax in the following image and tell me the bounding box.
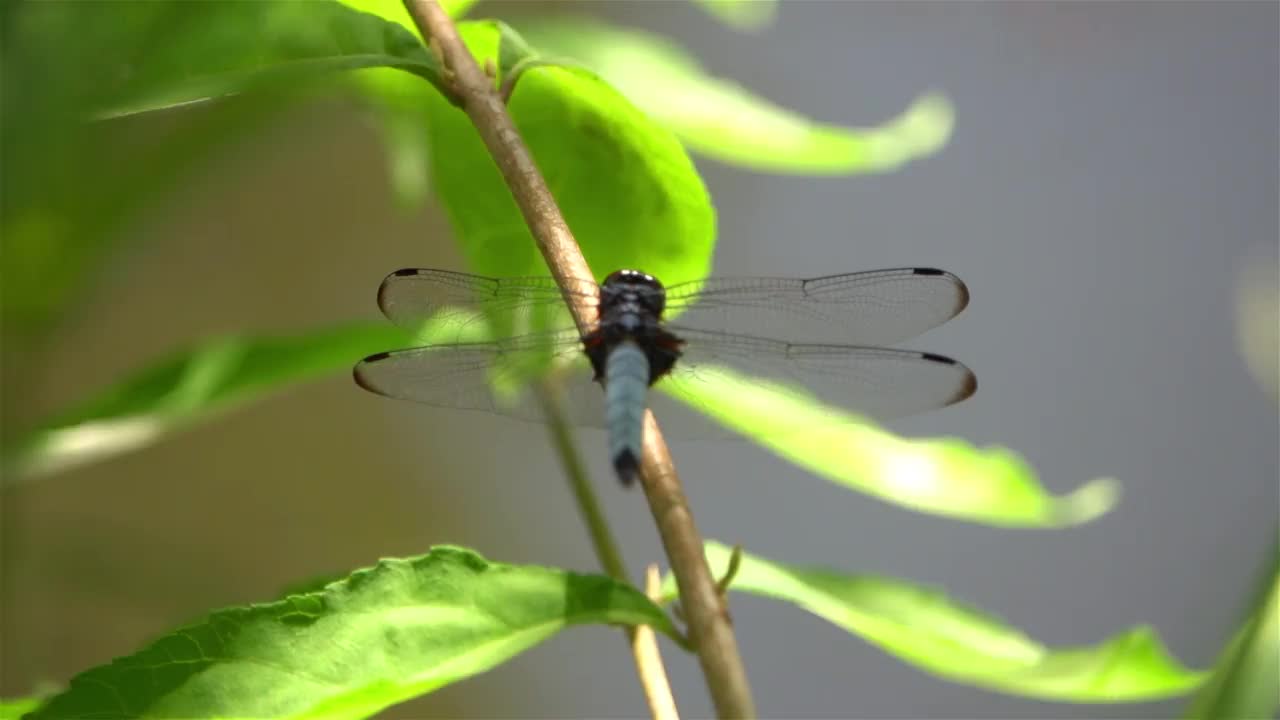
[584,269,684,385]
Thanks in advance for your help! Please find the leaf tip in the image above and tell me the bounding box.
[1049,476,1121,527]
[872,91,955,165]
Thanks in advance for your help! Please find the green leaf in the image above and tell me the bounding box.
[518,18,953,175]
[2,3,304,342]
[1185,537,1280,720]
[334,0,508,71]
[100,1,447,117]
[4,1,447,344]
[658,364,1117,527]
[341,16,717,275]
[30,546,676,720]
[5,323,410,481]
[2,98,299,348]
[418,21,716,284]
[677,542,1206,702]
[0,696,47,720]
[357,67,437,210]
[692,0,779,32]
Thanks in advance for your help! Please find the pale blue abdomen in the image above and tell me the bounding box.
[604,341,649,484]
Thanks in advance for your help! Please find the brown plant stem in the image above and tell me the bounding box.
[400,1,755,717]
[539,387,679,720]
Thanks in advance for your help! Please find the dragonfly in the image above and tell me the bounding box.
[354,267,976,485]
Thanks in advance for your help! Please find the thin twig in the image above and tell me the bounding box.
[636,564,681,720]
[404,1,594,331]
[715,544,745,596]
[400,2,755,717]
[537,384,628,580]
[637,413,754,717]
[539,387,679,719]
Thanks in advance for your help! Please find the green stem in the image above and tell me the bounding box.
[537,385,628,581]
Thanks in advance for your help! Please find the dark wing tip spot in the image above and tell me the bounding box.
[918,352,977,405]
[952,368,978,405]
[353,352,396,394]
[913,267,970,315]
[377,272,419,313]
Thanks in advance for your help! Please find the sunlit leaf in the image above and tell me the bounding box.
[0,695,46,720]
[333,16,717,282]
[658,365,1115,527]
[5,323,410,481]
[668,542,1205,701]
[1185,537,1280,720]
[692,0,778,31]
[30,547,676,720]
[420,21,717,284]
[518,18,953,175]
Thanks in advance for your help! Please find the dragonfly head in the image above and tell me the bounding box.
[601,269,666,317]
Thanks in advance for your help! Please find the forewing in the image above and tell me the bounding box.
[661,268,969,346]
[376,269,601,343]
[353,329,609,426]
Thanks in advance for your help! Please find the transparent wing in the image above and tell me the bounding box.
[375,267,969,346]
[662,268,969,345]
[658,329,977,429]
[361,267,974,438]
[375,269,601,343]
[352,328,601,422]
[354,327,976,440]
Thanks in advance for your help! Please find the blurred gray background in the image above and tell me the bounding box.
[5,1,1277,718]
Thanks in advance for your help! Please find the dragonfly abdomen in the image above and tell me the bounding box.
[605,341,649,485]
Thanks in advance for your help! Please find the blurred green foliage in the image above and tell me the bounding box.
[6,324,410,480]
[519,18,954,174]
[690,0,779,32]
[2,1,439,345]
[1,1,1229,717]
